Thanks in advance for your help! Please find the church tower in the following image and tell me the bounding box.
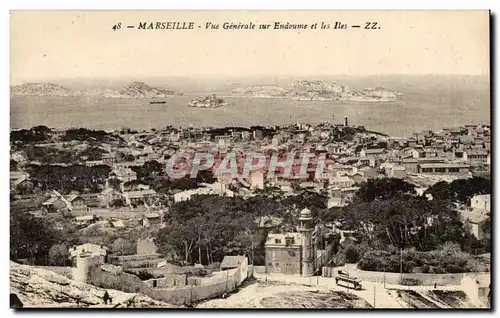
[298,208,314,276]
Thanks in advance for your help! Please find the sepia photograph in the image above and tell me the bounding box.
[9,10,491,309]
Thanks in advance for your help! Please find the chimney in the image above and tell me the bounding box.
[344,116,349,127]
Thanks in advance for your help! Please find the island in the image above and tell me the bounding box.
[188,94,228,108]
[10,81,182,99]
[10,83,73,97]
[231,80,402,102]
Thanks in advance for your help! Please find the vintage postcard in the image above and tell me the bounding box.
[10,10,490,309]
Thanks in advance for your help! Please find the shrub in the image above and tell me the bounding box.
[430,266,446,274]
[205,262,221,271]
[399,278,421,286]
[181,267,209,277]
[357,250,415,273]
[111,238,135,256]
[445,264,466,273]
[135,270,154,281]
[110,198,125,208]
[421,264,430,273]
[358,243,475,274]
[344,245,360,263]
[332,251,346,267]
[337,241,372,264]
[48,243,69,266]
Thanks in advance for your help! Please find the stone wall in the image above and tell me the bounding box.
[150,268,241,305]
[144,274,187,288]
[88,258,249,306]
[322,266,490,286]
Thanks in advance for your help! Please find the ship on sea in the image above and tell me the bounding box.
[149,100,166,104]
[188,94,228,108]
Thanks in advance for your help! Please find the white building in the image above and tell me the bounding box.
[470,194,490,212]
[329,174,354,188]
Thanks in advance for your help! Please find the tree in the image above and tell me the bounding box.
[110,198,125,208]
[117,151,135,162]
[10,211,60,264]
[156,194,256,265]
[26,164,111,194]
[157,219,198,264]
[111,238,135,256]
[355,178,416,202]
[108,178,122,191]
[343,193,471,252]
[48,243,69,266]
[425,177,490,204]
[79,147,106,161]
[245,187,286,226]
[11,126,52,144]
[10,159,18,171]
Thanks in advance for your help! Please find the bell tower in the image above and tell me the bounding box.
[298,208,314,276]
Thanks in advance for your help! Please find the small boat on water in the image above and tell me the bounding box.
[150,101,166,104]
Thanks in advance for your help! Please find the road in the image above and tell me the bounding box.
[253,273,404,308]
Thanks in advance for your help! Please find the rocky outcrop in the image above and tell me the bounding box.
[9,261,178,308]
[231,80,402,102]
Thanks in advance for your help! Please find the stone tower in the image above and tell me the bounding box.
[344,116,349,127]
[298,208,314,276]
[72,252,102,283]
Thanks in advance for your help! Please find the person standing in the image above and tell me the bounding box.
[103,291,110,305]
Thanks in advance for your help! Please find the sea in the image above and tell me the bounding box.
[10,75,490,138]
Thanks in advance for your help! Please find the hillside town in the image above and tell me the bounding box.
[10,118,491,308]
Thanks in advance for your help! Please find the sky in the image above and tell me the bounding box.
[10,11,490,84]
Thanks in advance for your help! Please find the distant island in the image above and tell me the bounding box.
[188,94,228,108]
[10,83,73,97]
[231,80,402,102]
[10,82,182,99]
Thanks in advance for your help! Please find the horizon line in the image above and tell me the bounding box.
[10,73,490,85]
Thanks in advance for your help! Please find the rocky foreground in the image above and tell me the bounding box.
[198,280,372,308]
[9,262,178,308]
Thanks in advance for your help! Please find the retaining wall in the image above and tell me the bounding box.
[322,266,489,286]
